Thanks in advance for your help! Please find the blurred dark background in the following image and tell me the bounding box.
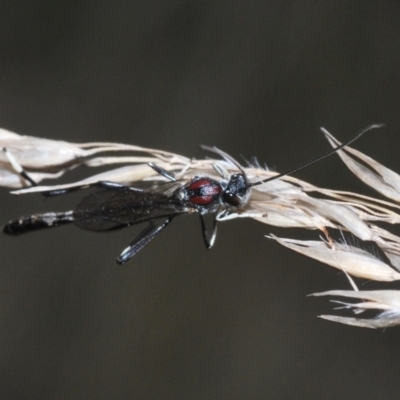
[1,1,400,399]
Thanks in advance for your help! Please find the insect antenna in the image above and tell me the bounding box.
[248,124,384,187]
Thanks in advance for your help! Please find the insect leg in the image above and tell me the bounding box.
[3,211,74,235]
[3,147,37,186]
[148,163,176,182]
[44,180,129,197]
[199,214,218,249]
[117,216,175,264]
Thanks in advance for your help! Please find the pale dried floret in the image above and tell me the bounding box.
[311,290,400,328]
[0,127,187,188]
[323,128,400,202]
[267,235,400,281]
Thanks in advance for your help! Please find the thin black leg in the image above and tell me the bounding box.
[3,147,38,186]
[148,163,176,182]
[44,180,130,197]
[117,216,175,264]
[199,214,218,249]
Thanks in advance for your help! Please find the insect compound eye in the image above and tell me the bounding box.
[222,173,249,208]
[222,191,241,207]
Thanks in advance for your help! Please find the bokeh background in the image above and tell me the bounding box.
[1,2,400,399]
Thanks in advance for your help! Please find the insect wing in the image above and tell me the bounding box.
[73,183,192,231]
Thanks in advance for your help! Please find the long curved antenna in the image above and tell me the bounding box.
[248,124,384,187]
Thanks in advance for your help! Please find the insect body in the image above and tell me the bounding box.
[2,160,248,263]
[2,125,377,263]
